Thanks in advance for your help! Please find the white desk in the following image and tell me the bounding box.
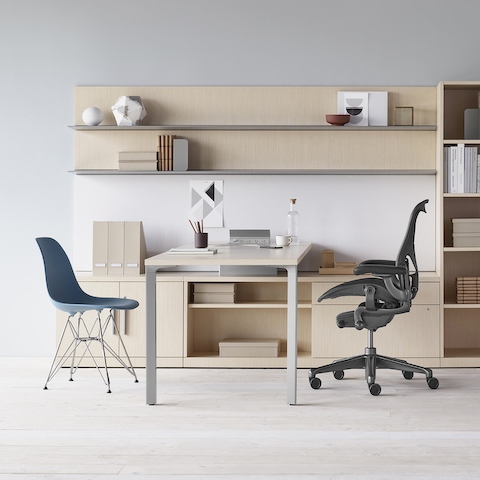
[144,243,312,405]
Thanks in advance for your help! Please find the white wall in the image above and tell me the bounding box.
[2,0,480,356]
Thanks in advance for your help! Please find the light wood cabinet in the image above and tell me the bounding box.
[56,277,184,368]
[311,278,441,367]
[438,81,480,366]
[183,274,315,368]
[56,272,441,368]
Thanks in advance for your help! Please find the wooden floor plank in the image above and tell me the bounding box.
[0,358,479,478]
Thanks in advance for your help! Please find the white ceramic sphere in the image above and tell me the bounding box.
[82,107,104,126]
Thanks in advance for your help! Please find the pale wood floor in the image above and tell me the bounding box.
[1,358,480,479]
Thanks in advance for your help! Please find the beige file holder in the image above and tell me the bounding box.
[124,221,146,275]
[107,221,125,275]
[92,221,109,275]
[93,221,146,276]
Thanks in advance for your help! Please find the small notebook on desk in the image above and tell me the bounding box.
[167,247,218,255]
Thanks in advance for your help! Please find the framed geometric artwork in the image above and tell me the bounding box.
[190,180,224,227]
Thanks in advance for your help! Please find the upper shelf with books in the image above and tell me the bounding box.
[73,86,437,172]
[70,168,437,176]
[70,125,436,132]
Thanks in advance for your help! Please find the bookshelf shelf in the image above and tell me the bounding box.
[70,124,436,132]
[70,169,436,176]
[439,81,480,366]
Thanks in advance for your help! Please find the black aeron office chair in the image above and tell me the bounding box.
[309,199,439,396]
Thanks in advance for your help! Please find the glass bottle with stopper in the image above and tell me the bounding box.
[286,198,300,245]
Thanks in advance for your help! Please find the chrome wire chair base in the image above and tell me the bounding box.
[44,309,138,393]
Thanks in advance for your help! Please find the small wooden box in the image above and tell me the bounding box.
[395,107,414,126]
[321,249,335,268]
[219,338,280,357]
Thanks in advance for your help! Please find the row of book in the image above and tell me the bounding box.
[158,134,174,171]
[117,137,189,171]
[443,144,479,193]
[456,277,480,304]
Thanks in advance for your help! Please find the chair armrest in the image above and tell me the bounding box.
[358,259,396,266]
[354,261,408,276]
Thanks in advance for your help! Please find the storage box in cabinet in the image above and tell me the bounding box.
[193,282,237,303]
[194,292,236,303]
[219,338,280,357]
[452,218,480,233]
[453,233,480,247]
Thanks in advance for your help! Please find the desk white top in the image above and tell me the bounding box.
[145,243,312,267]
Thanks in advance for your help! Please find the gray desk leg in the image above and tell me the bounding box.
[145,267,157,405]
[285,265,298,405]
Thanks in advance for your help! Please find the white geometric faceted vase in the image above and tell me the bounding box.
[111,96,147,126]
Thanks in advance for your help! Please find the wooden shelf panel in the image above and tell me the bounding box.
[444,139,480,145]
[73,86,437,171]
[444,302,480,308]
[189,301,312,309]
[71,124,437,132]
[71,169,437,176]
[444,348,480,358]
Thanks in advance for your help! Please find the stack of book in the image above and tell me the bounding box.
[118,151,158,171]
[193,283,237,304]
[157,135,189,171]
[444,144,480,193]
[456,277,480,303]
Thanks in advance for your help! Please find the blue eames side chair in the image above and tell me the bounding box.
[36,237,139,393]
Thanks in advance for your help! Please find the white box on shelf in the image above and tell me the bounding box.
[219,338,281,357]
[337,91,388,126]
[453,232,480,247]
[452,218,480,233]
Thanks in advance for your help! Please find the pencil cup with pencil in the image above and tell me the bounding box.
[190,219,208,248]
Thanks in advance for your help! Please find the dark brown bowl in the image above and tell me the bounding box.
[326,114,350,126]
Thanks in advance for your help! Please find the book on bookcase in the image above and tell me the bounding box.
[157,135,188,171]
[444,144,479,193]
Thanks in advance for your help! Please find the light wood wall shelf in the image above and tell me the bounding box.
[72,85,437,173]
[70,124,436,132]
[70,169,436,176]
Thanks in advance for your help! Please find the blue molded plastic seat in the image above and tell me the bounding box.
[36,237,139,392]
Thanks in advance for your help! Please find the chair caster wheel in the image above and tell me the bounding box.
[402,370,414,380]
[310,377,321,389]
[333,370,344,380]
[369,383,381,396]
[427,377,439,389]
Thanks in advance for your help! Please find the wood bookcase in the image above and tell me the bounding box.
[438,81,480,366]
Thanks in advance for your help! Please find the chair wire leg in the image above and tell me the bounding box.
[44,314,77,389]
[97,311,112,393]
[69,313,82,381]
[109,309,138,383]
